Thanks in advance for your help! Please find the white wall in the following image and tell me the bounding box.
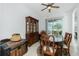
[39,17,46,32]
[0,3,40,40]
[62,11,73,35]
[39,11,73,36]
[0,3,74,40]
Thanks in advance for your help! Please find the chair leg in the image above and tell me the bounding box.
[68,49,70,56]
[65,48,70,56]
[41,49,44,56]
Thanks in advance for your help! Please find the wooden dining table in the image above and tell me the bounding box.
[50,35,64,56]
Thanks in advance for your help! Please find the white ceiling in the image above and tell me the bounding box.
[26,3,78,18]
[26,3,76,12]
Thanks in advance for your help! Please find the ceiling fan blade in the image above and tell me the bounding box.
[41,7,48,11]
[51,6,60,8]
[49,3,54,5]
[41,3,47,6]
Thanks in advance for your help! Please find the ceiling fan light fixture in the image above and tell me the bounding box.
[41,3,60,12]
[47,6,51,10]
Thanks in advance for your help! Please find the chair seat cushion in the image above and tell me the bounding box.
[43,46,56,53]
[63,44,68,48]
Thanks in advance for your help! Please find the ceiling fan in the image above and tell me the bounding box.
[41,3,60,12]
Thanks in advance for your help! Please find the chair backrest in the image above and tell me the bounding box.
[64,32,72,47]
[40,31,49,46]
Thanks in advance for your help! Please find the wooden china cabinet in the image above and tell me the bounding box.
[25,16,39,46]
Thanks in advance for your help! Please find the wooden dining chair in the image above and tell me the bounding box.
[63,32,72,55]
[39,31,49,55]
[40,31,57,56]
[40,31,49,48]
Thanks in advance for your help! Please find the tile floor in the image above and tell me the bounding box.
[24,39,79,56]
[23,42,40,56]
[70,39,79,56]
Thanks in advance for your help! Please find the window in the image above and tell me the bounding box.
[46,18,63,36]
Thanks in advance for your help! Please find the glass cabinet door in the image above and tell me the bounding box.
[33,23,36,32]
[26,16,38,34]
[26,22,29,33]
